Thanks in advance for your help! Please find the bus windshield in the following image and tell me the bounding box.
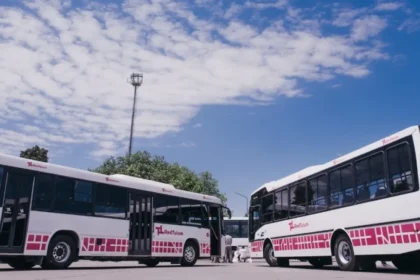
[223,219,248,238]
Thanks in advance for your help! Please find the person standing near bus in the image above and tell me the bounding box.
[225,234,233,263]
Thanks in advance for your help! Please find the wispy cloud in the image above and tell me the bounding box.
[193,123,203,128]
[179,141,196,148]
[351,15,388,41]
[0,0,410,159]
[398,15,420,33]
[374,2,404,12]
[245,0,288,9]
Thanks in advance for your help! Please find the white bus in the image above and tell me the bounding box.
[0,152,231,269]
[248,125,420,272]
[223,217,249,255]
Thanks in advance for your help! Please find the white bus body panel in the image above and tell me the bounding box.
[250,126,420,259]
[232,237,249,248]
[25,211,129,256]
[152,223,211,257]
[251,190,420,258]
[24,212,212,258]
[0,151,224,259]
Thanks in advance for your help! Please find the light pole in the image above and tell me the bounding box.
[235,192,248,217]
[127,73,143,157]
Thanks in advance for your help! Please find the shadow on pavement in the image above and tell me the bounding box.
[0,263,221,272]
[254,263,420,276]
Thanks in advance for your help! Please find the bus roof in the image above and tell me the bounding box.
[251,125,419,196]
[0,152,222,204]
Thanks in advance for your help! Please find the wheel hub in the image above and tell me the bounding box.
[52,242,71,263]
[184,246,195,262]
[337,241,351,264]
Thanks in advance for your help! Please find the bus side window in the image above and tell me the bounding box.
[308,175,328,213]
[261,194,273,223]
[53,176,93,215]
[355,152,387,202]
[329,165,354,208]
[154,194,179,224]
[94,184,127,219]
[274,189,288,220]
[33,173,54,210]
[387,143,414,193]
[179,198,202,226]
[200,204,209,227]
[0,167,4,207]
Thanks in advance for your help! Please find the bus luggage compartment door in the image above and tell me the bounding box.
[0,169,34,254]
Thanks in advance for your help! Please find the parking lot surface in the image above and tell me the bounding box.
[1,259,419,280]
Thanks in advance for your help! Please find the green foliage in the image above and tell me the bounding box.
[91,151,227,204]
[20,145,49,162]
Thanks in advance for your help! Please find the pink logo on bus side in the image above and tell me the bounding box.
[105,177,119,183]
[288,220,309,231]
[155,225,184,236]
[382,135,399,145]
[27,162,47,169]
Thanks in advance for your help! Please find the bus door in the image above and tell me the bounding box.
[128,192,152,256]
[0,168,34,254]
[208,206,231,257]
[248,205,261,242]
[209,206,221,256]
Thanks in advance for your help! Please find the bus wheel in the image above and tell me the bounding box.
[180,241,198,266]
[334,234,358,271]
[42,235,77,269]
[263,242,277,267]
[140,259,160,267]
[7,257,36,270]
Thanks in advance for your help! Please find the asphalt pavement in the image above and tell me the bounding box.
[1,259,419,280]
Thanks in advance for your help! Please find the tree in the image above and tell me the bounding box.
[91,151,227,204]
[20,145,49,162]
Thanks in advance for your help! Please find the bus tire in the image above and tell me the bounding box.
[180,241,198,266]
[42,234,77,269]
[334,234,358,271]
[263,242,277,267]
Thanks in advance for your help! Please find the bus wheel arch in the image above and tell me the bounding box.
[263,239,277,267]
[180,238,199,266]
[50,230,80,256]
[42,230,79,269]
[330,229,358,271]
[330,229,351,256]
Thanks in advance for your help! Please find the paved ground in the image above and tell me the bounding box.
[0,259,419,280]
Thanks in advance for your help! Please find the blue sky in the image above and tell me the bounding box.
[1,0,420,216]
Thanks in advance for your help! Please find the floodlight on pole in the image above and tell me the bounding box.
[127,73,143,157]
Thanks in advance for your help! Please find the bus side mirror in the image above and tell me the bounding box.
[223,207,232,219]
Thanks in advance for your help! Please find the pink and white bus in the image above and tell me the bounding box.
[0,153,231,269]
[248,125,420,272]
